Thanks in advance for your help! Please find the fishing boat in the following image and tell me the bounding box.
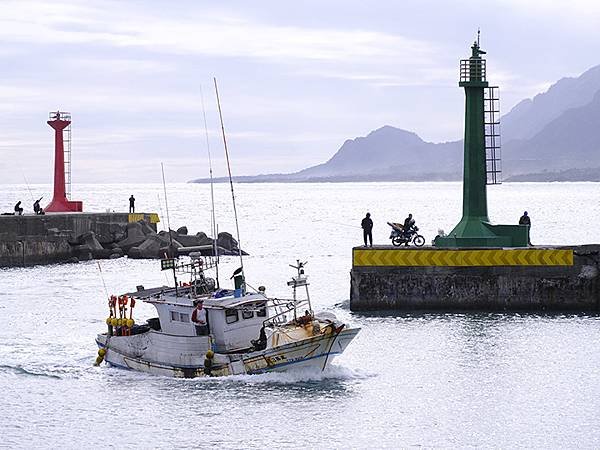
[94,257,360,377]
[94,79,359,377]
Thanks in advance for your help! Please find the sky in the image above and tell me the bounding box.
[1,0,600,183]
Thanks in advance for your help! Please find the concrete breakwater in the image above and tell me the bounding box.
[0,213,244,267]
[350,245,600,311]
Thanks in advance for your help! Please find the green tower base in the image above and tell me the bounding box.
[434,218,529,248]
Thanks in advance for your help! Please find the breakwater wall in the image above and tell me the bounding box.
[0,213,245,267]
[0,213,159,267]
[350,245,600,311]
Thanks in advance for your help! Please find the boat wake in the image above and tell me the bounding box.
[210,364,374,385]
[0,363,62,379]
[334,299,351,310]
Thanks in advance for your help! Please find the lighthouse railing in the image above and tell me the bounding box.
[460,58,486,83]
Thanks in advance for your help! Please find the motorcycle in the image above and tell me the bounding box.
[387,222,425,247]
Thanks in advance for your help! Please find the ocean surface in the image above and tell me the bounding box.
[1,182,600,449]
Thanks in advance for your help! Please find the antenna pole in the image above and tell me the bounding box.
[161,163,173,241]
[200,84,220,288]
[214,77,244,277]
[161,163,178,293]
[156,193,165,231]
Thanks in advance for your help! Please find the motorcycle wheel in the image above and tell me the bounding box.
[392,237,403,247]
[413,235,425,247]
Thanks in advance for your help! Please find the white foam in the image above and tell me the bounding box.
[215,364,374,385]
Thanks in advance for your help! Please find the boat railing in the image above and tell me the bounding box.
[160,256,218,297]
[264,297,310,327]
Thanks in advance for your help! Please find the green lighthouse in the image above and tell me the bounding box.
[434,38,529,248]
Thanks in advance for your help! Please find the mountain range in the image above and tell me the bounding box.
[192,63,600,183]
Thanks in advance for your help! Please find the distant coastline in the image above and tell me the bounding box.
[504,167,600,182]
[189,172,462,183]
[191,168,600,184]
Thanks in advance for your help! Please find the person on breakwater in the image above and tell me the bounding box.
[361,212,373,247]
[33,197,43,215]
[129,195,135,213]
[519,211,531,245]
[402,214,414,237]
[14,201,23,215]
[191,299,208,336]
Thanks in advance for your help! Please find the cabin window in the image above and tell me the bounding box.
[242,310,253,320]
[225,309,239,324]
[257,306,267,317]
[170,311,190,322]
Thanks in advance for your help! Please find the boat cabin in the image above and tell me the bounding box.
[144,289,268,353]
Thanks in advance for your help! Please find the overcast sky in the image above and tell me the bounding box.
[1,0,599,183]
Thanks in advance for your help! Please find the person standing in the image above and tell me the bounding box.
[519,211,531,245]
[14,201,23,215]
[361,212,373,247]
[129,195,135,213]
[191,299,208,336]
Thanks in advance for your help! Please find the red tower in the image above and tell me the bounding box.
[45,111,83,212]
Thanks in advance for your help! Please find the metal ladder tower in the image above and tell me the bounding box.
[433,37,528,248]
[62,113,72,199]
[484,86,502,185]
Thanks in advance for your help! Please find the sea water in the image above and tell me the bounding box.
[1,182,600,448]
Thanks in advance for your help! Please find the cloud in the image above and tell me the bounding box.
[66,58,175,74]
[0,0,437,65]
[295,66,457,88]
[1,0,597,184]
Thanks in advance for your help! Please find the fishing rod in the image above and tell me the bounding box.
[200,83,220,288]
[313,219,361,229]
[20,168,35,203]
[214,77,244,278]
[96,261,110,300]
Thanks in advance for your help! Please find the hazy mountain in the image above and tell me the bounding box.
[294,126,462,179]
[502,64,600,141]
[503,90,600,175]
[194,127,462,182]
[192,63,600,183]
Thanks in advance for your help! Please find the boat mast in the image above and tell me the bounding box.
[161,162,178,294]
[200,84,220,288]
[214,77,245,280]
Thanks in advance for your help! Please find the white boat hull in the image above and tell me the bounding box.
[96,327,359,378]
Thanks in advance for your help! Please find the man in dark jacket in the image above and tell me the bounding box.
[361,212,373,247]
[129,195,135,213]
[14,201,23,215]
[403,214,414,235]
[519,211,531,245]
[33,197,43,215]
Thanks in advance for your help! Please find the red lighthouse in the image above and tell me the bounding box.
[45,111,83,212]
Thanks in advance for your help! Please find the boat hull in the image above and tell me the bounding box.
[96,327,359,378]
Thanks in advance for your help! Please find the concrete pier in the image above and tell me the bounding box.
[350,245,600,311]
[0,212,159,267]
